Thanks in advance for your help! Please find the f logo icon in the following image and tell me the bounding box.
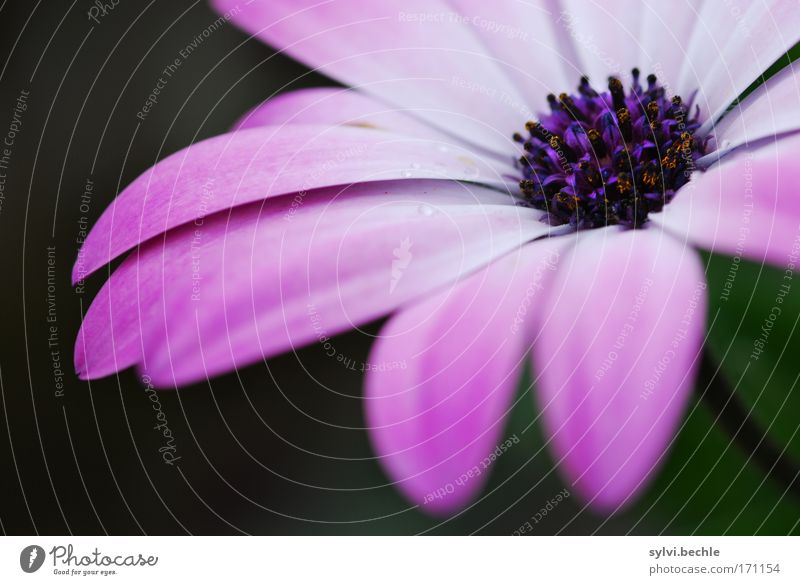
[19,545,45,573]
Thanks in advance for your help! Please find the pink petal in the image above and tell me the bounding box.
[210,0,528,154]
[446,0,573,108]
[680,1,800,132]
[233,87,449,141]
[638,0,703,91]
[365,240,564,516]
[533,229,706,512]
[553,0,643,82]
[706,63,800,162]
[73,124,516,284]
[76,180,548,385]
[651,133,800,267]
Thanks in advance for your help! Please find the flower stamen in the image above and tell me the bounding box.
[516,70,705,229]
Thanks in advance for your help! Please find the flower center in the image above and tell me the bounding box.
[515,69,705,229]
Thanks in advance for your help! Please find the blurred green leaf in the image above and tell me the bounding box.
[640,253,800,534]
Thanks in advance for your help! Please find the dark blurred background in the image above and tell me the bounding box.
[0,0,798,535]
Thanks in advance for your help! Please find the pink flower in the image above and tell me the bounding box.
[74,0,800,516]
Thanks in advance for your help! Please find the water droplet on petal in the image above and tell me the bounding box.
[417,204,435,216]
[464,166,480,179]
[400,170,413,178]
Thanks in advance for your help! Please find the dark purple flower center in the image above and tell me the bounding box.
[515,69,706,229]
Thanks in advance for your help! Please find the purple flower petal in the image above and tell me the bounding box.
[209,0,528,154]
[553,0,643,81]
[73,124,516,284]
[533,229,706,512]
[638,0,704,92]
[233,87,450,141]
[365,240,564,516]
[681,1,800,131]
[651,133,800,267]
[707,64,800,162]
[76,180,548,385]
[447,0,573,108]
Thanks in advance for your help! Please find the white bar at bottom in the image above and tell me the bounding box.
[0,536,796,584]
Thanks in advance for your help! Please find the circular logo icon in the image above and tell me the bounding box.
[20,545,45,573]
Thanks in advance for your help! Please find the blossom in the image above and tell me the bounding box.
[74,0,800,516]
